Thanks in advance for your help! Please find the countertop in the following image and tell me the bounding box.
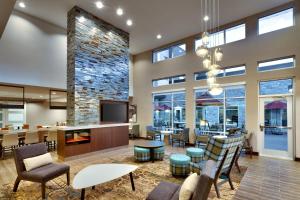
[57,123,130,131]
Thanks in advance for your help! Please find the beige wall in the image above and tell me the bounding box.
[133,1,300,158]
[25,102,66,128]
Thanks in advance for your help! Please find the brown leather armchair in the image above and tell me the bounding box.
[13,143,70,199]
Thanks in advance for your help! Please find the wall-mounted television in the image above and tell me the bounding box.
[100,100,128,123]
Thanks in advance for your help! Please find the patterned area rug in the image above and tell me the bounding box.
[0,152,247,200]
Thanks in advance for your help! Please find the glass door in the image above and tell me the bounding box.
[259,96,293,159]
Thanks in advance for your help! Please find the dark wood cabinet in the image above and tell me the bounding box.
[57,125,129,160]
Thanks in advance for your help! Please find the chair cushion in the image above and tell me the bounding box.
[179,173,199,200]
[146,181,180,200]
[190,161,207,175]
[170,154,191,165]
[21,163,69,182]
[23,153,53,171]
[134,147,150,153]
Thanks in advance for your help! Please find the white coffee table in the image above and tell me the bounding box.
[72,164,138,200]
[160,130,173,145]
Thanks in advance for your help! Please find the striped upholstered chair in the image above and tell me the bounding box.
[190,135,244,198]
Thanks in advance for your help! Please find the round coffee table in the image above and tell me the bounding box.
[134,141,164,162]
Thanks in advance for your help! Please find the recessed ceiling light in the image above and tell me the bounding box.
[95,1,104,9]
[204,15,209,21]
[116,8,124,16]
[156,34,162,39]
[78,16,86,23]
[19,2,26,8]
[126,19,133,26]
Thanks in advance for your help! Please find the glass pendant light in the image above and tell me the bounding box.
[202,55,211,69]
[202,32,210,46]
[208,64,220,71]
[214,48,223,62]
[207,76,216,85]
[196,45,208,58]
[209,84,223,96]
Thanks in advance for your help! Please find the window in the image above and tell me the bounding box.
[195,85,245,133]
[260,78,293,95]
[194,65,246,80]
[258,57,295,72]
[153,91,186,131]
[153,75,185,87]
[0,109,3,128]
[153,43,186,63]
[259,8,294,35]
[225,24,246,43]
[195,31,224,49]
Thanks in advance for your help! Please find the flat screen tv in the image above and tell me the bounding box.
[100,101,128,123]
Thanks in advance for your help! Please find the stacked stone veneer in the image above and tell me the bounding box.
[67,6,129,125]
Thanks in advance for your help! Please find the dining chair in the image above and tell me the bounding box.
[24,131,39,145]
[129,124,140,139]
[171,128,189,148]
[46,130,57,150]
[1,133,19,159]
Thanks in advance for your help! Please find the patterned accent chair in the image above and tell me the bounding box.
[190,135,244,198]
[146,126,161,141]
[171,128,190,148]
[194,128,209,149]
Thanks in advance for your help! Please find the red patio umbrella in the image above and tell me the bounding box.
[265,101,287,110]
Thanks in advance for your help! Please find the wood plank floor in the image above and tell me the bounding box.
[1,141,300,200]
[234,157,300,200]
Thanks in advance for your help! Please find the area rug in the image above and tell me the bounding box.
[0,153,247,200]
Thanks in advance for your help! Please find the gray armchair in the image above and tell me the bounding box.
[13,143,70,199]
[171,128,189,148]
[146,125,161,141]
[129,124,140,139]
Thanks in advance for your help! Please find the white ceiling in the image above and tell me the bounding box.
[14,0,292,55]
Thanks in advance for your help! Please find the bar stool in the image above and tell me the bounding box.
[46,130,57,150]
[1,134,19,159]
[24,131,39,145]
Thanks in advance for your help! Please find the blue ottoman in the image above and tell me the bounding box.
[186,147,204,163]
[169,154,191,176]
[154,147,165,160]
[134,147,150,162]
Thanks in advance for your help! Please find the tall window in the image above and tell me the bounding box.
[259,8,294,35]
[195,85,245,133]
[153,43,186,63]
[153,91,186,131]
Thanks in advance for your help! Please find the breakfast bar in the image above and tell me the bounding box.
[57,123,130,160]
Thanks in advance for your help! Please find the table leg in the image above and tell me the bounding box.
[81,188,85,200]
[150,148,155,163]
[129,172,135,191]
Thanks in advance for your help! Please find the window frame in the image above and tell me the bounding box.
[152,74,186,87]
[257,55,295,72]
[258,7,294,35]
[194,64,246,81]
[152,43,186,63]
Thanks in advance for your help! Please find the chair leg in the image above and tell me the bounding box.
[66,171,70,185]
[235,160,241,174]
[214,181,221,198]
[41,182,46,200]
[13,177,21,192]
[228,175,235,190]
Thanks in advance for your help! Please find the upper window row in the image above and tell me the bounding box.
[195,65,246,81]
[153,43,186,63]
[153,75,186,87]
[195,24,246,49]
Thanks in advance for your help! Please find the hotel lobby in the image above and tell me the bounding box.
[0,0,300,199]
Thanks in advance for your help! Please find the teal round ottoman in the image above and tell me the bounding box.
[134,147,150,162]
[154,147,165,160]
[169,154,191,176]
[186,147,204,163]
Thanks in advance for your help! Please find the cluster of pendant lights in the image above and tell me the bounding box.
[196,0,224,96]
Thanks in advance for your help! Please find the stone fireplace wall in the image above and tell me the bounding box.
[67,6,129,125]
